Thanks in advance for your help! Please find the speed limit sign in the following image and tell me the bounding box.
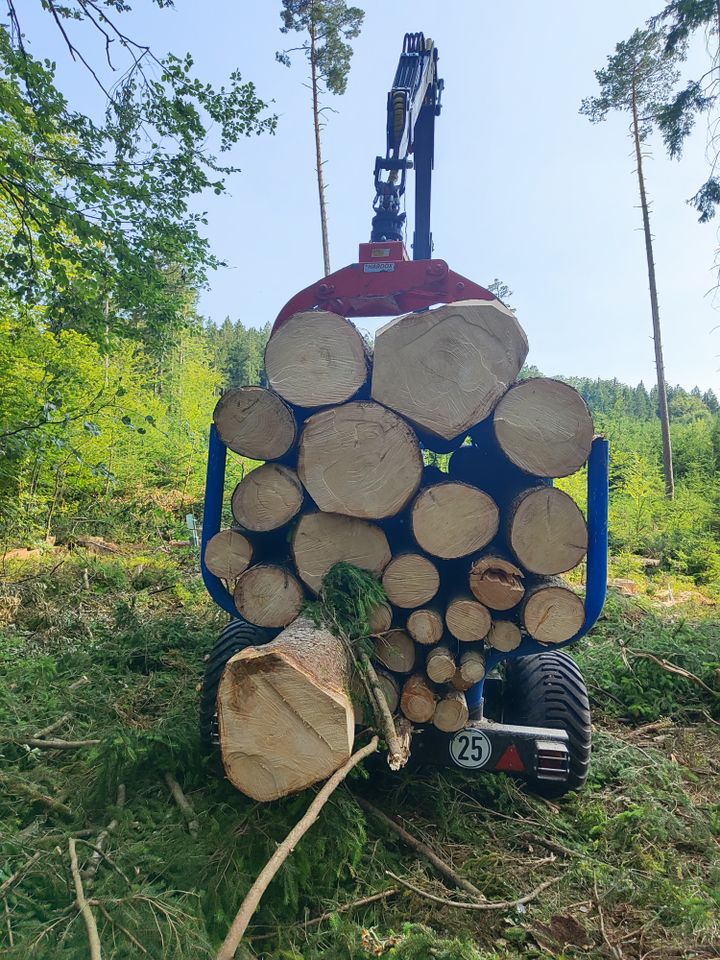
[449,728,492,769]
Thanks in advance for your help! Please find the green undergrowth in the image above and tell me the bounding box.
[0,550,718,958]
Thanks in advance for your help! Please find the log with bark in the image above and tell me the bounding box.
[406,607,444,646]
[521,581,585,644]
[217,617,355,801]
[400,673,437,723]
[469,553,525,611]
[264,310,370,408]
[213,386,297,461]
[353,669,400,725]
[371,299,528,440]
[445,595,491,642]
[291,511,391,594]
[411,482,499,559]
[297,402,423,519]
[507,487,588,575]
[231,463,304,532]
[233,564,304,628]
[381,553,440,608]
[433,690,469,732]
[373,629,416,675]
[203,529,253,581]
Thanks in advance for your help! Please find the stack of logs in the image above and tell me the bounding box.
[206,299,594,801]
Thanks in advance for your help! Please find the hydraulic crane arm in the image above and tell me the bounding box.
[371,32,443,260]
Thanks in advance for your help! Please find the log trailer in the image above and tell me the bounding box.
[199,33,609,798]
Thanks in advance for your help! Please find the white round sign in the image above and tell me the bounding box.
[449,728,492,769]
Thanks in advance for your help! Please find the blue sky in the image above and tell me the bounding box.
[20,1,720,391]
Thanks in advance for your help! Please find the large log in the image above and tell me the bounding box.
[411,482,499,559]
[203,529,253,580]
[522,582,585,644]
[508,487,588,575]
[469,553,525,611]
[493,378,594,478]
[371,299,528,441]
[400,673,437,723]
[445,596,491,642]
[233,564,304,628]
[425,645,456,684]
[297,402,423,519]
[218,617,354,801]
[406,607,444,646]
[264,310,370,408]
[291,511,391,594]
[382,553,440,608]
[433,690,469,733]
[486,619,522,652]
[231,463,304,532]
[374,629,416,674]
[213,386,297,460]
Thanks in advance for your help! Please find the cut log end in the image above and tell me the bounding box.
[353,669,399,725]
[400,673,437,723]
[445,596,491,642]
[486,620,522,652]
[411,482,499,559]
[264,310,370,408]
[469,555,525,611]
[382,553,440,608]
[292,511,391,594]
[425,645,456,684]
[233,564,304,628]
[406,607,444,646]
[213,386,296,461]
[523,584,585,644]
[368,601,393,634]
[458,648,486,684]
[231,463,304,532]
[203,529,253,580]
[373,629,416,675]
[509,487,588,576]
[433,690,469,732]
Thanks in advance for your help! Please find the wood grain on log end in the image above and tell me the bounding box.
[445,596,491,642]
[213,386,296,460]
[411,482,499,559]
[406,607,444,646]
[382,553,440,608]
[469,555,525,610]
[368,601,393,634]
[374,629,416,674]
[264,310,370,408]
[400,673,437,723]
[425,644,456,684]
[523,584,585,644]
[298,402,423,519]
[233,564,304,628]
[204,529,253,580]
[493,378,594,478]
[231,463,304,532]
[486,620,522,652]
[371,299,528,440]
[433,690,469,732]
[509,487,588,575]
[291,511,391,594]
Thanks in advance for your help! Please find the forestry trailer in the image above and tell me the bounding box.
[199,33,609,801]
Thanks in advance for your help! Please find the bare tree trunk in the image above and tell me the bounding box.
[631,81,674,498]
[310,16,331,276]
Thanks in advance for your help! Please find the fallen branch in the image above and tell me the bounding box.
[0,773,72,819]
[163,773,199,840]
[594,875,623,960]
[385,870,560,910]
[96,903,149,956]
[359,652,410,770]
[0,850,42,898]
[77,840,130,886]
[250,888,398,941]
[32,714,71,739]
[627,651,719,699]
[216,736,379,960]
[68,838,102,960]
[354,796,485,900]
[520,834,583,860]
[20,737,101,750]
[624,719,674,739]
[82,784,126,885]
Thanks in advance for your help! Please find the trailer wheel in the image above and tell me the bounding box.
[504,652,591,798]
[199,618,272,753]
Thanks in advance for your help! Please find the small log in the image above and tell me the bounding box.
[406,607,444,646]
[213,386,297,460]
[508,487,588,575]
[425,645,456,684]
[382,553,440,608]
[352,669,400,725]
[445,596,491,642]
[469,554,525,611]
[486,620,522,652]
[373,629,416,675]
[411,482,499,559]
[433,690,469,732]
[368,601,393,634]
[231,464,304,532]
[233,564,304,628]
[264,310,370,408]
[493,378,594,478]
[371,299,528,440]
[291,511,391,594]
[400,674,437,723]
[298,402,423,519]
[217,617,355,801]
[204,530,253,580]
[458,648,486,685]
[522,582,585,644]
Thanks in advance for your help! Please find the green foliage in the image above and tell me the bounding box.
[305,561,388,642]
[277,1,365,96]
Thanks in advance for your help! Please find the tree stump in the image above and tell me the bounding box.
[374,629,416,674]
[445,596,491,642]
[400,674,437,723]
[493,378,594,478]
[213,387,297,460]
[406,607,444,646]
[425,645,456,684]
[433,690,469,732]
[382,553,440,608]
[233,565,304,628]
[486,620,522,652]
[264,310,370,408]
[371,299,528,440]
[203,530,253,580]
[508,487,588,575]
[469,554,525,610]
[231,464,304,532]
[411,482,499,559]
[217,617,354,801]
[522,582,585,644]
[291,511,391,594]
[297,402,423,519]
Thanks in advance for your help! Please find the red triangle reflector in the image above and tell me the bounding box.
[495,743,525,773]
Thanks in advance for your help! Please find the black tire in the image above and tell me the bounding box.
[504,652,592,798]
[199,618,273,752]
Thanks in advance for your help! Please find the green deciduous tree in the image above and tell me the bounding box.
[277,0,364,276]
[581,28,679,498]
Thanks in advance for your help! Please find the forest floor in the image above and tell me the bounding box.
[0,545,718,960]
